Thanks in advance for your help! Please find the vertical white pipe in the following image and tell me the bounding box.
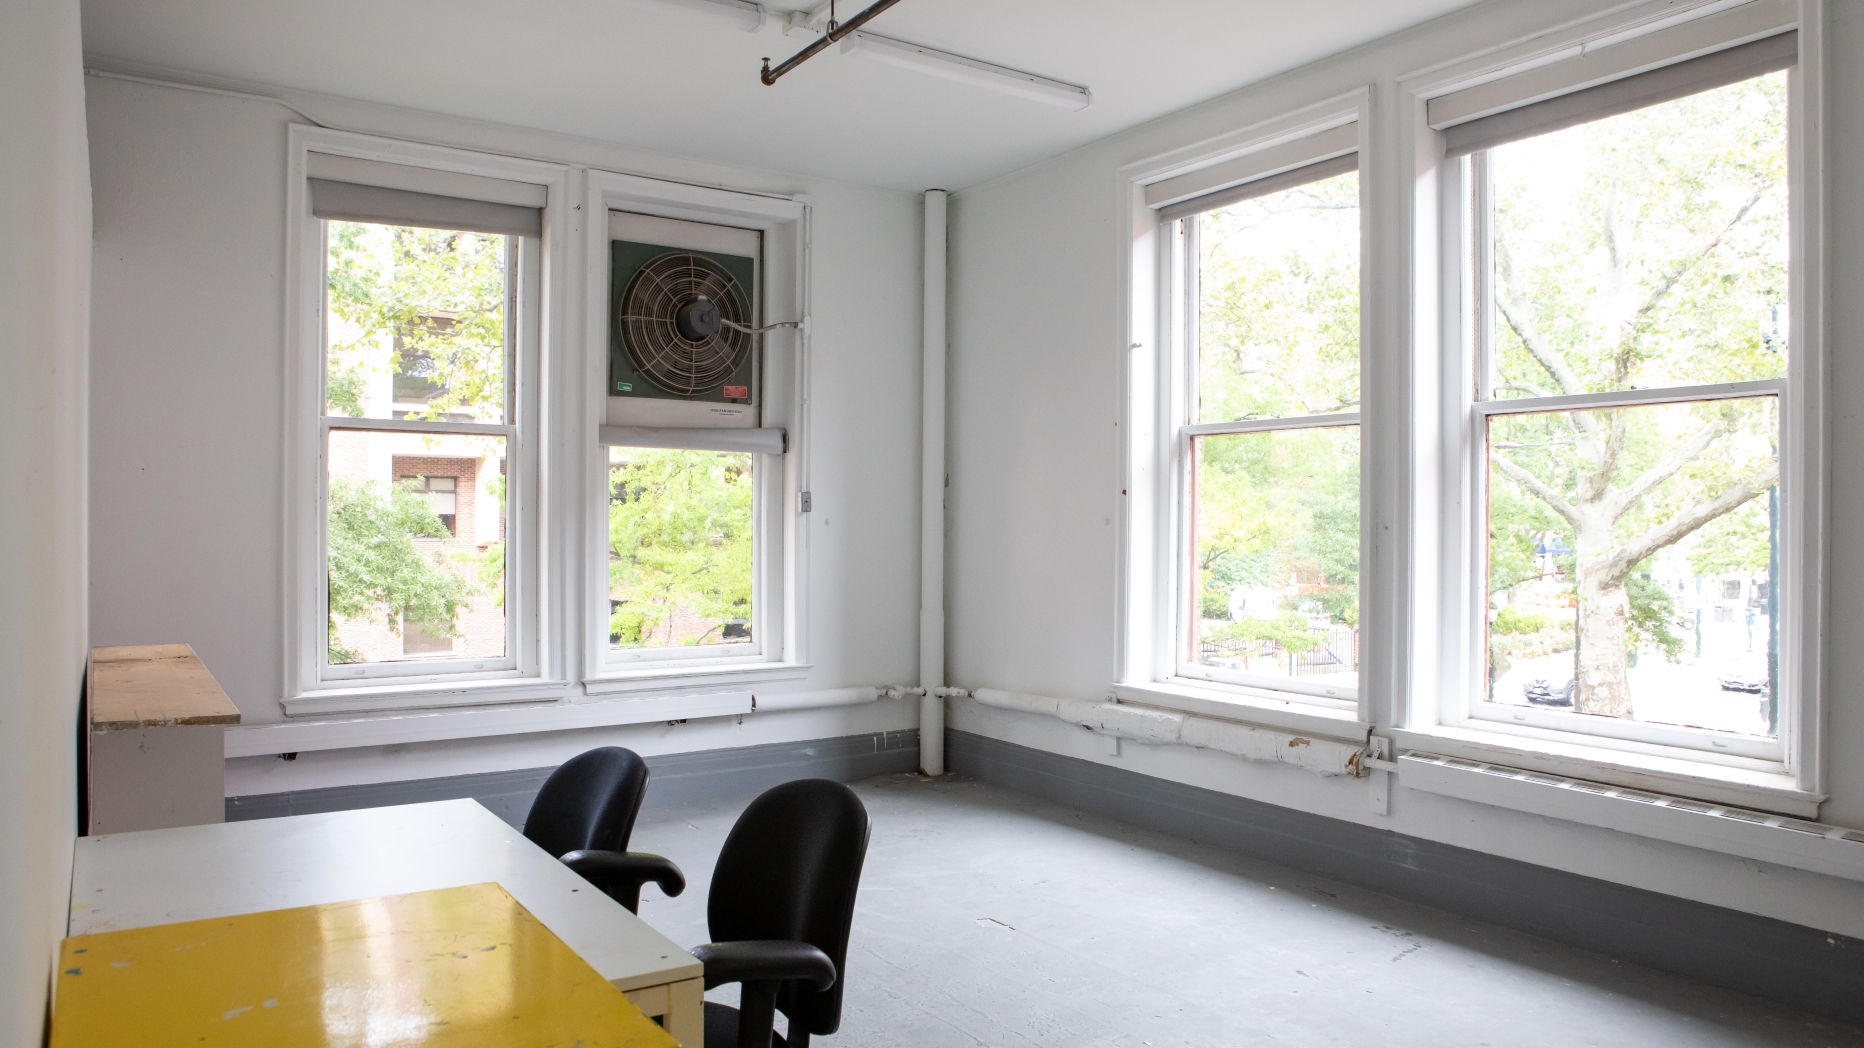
[919,190,948,775]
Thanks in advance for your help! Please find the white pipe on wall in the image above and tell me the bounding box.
[750,687,879,712]
[920,190,949,775]
[968,688,1368,778]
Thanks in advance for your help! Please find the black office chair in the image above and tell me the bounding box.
[692,778,870,1048]
[522,746,685,913]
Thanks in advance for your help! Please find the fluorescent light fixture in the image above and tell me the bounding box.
[642,0,766,32]
[840,31,1092,110]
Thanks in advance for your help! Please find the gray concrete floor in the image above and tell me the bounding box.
[630,773,1860,1048]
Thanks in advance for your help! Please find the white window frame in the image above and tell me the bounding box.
[580,171,813,697]
[1394,0,1827,814]
[282,126,570,716]
[1115,90,1380,740]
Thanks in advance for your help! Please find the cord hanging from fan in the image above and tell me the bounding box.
[760,0,904,86]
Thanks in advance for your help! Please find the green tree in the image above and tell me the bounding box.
[1194,171,1362,636]
[325,222,507,421]
[1487,73,1785,718]
[609,449,753,647]
[325,477,471,663]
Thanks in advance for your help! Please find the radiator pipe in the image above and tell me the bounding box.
[920,189,949,775]
[760,0,905,85]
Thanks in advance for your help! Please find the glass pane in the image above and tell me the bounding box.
[1484,397,1778,736]
[324,221,509,423]
[1197,169,1359,423]
[325,430,507,665]
[1487,72,1787,398]
[1190,426,1359,688]
[608,446,754,650]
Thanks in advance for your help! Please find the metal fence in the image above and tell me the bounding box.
[1201,624,1358,676]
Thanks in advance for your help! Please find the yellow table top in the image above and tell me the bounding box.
[50,882,681,1048]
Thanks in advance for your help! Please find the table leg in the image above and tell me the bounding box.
[663,977,705,1046]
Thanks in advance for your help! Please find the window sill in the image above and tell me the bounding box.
[282,677,572,718]
[1390,722,1821,817]
[1111,679,1368,744]
[583,661,812,696]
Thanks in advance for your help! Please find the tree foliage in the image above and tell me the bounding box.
[608,449,754,647]
[325,477,471,663]
[325,221,507,421]
[1194,171,1362,642]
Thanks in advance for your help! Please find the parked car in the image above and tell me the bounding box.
[1718,668,1768,693]
[1523,673,1576,707]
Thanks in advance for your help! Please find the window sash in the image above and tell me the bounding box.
[1460,91,1790,756]
[1168,181,1364,707]
[600,447,768,667]
[316,224,527,683]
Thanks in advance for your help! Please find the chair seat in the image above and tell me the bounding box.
[705,1001,789,1048]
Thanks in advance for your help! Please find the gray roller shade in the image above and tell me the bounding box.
[599,425,787,455]
[310,178,543,238]
[1157,152,1359,224]
[1442,31,1795,159]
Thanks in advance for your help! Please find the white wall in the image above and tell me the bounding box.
[946,0,1864,937]
[85,74,923,794]
[0,0,90,1039]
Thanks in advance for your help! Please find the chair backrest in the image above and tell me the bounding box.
[522,747,650,858]
[708,779,870,1038]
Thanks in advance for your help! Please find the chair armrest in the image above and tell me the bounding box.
[691,939,836,992]
[558,850,685,913]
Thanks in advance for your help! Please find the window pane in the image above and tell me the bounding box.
[1197,170,1359,423]
[608,446,754,650]
[326,430,508,665]
[1190,426,1359,688]
[324,221,509,424]
[1487,72,1787,398]
[1484,397,1778,736]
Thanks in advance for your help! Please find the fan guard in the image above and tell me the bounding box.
[617,252,753,397]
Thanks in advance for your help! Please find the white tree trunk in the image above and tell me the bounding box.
[1573,511,1633,719]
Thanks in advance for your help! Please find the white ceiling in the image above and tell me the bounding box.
[80,0,1478,192]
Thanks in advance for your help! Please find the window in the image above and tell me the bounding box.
[287,136,552,708]
[1457,51,1794,758]
[323,221,515,671]
[401,473,460,535]
[1143,137,1364,710]
[589,202,801,685]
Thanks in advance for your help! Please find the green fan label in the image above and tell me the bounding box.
[616,382,633,392]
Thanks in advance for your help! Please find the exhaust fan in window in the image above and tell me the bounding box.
[607,213,764,429]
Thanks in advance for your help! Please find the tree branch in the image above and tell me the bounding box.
[1492,455,1580,525]
[1600,463,1778,589]
[1607,415,1731,523]
[1495,294,1587,398]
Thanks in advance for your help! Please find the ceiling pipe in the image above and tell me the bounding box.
[760,0,905,85]
[919,189,949,776]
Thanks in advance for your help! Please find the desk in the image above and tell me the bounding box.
[70,799,704,1045]
[52,882,677,1047]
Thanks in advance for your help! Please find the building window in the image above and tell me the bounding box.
[1169,157,1362,706]
[401,473,460,535]
[1464,63,1790,757]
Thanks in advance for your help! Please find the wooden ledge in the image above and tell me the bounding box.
[90,644,241,731]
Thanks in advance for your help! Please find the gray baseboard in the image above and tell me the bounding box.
[226,729,920,829]
[946,728,1864,1027]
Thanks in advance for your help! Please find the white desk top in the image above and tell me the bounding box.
[69,799,702,993]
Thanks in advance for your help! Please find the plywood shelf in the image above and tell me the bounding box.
[90,644,241,731]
